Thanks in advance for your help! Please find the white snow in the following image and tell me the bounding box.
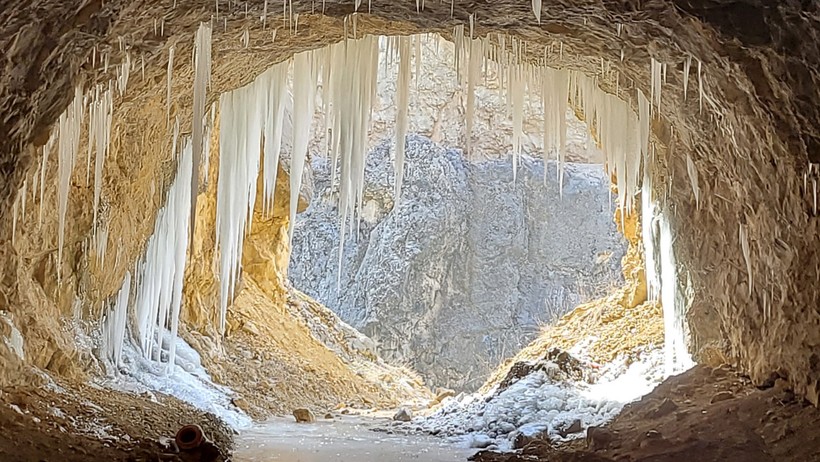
[413,348,665,452]
[101,334,251,430]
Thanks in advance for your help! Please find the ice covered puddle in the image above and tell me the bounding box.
[411,348,665,451]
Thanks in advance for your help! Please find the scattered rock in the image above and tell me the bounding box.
[324,413,333,419]
[558,419,583,438]
[646,398,678,419]
[230,397,249,410]
[470,434,494,448]
[293,408,315,423]
[393,408,413,422]
[586,426,617,451]
[710,391,734,404]
[512,428,551,449]
[432,388,456,404]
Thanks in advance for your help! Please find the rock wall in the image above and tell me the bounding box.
[290,134,626,391]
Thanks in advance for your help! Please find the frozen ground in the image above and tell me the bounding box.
[97,333,252,430]
[406,346,666,452]
[234,416,477,462]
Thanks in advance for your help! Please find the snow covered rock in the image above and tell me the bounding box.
[289,134,626,391]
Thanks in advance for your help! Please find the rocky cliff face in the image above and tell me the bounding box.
[290,134,626,391]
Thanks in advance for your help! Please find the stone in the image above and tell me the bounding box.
[293,408,315,423]
[557,419,583,438]
[512,428,551,449]
[433,387,456,404]
[710,391,734,404]
[586,426,617,451]
[324,413,333,419]
[647,398,678,419]
[393,408,413,422]
[470,434,493,448]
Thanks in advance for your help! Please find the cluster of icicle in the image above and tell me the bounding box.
[101,137,194,370]
[215,24,699,372]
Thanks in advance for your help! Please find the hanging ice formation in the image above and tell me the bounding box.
[101,271,131,368]
[288,51,319,244]
[394,36,411,199]
[190,22,212,246]
[56,86,86,281]
[166,45,175,127]
[88,84,114,235]
[541,67,569,191]
[130,137,194,371]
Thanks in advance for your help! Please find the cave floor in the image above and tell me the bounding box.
[0,374,233,462]
[233,415,477,461]
[471,365,820,462]
[5,364,820,462]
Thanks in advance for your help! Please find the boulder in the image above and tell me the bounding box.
[393,408,413,422]
[293,408,315,423]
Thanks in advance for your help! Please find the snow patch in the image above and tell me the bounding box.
[101,334,251,430]
[414,348,665,451]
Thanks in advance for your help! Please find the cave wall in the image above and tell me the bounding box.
[1,0,819,402]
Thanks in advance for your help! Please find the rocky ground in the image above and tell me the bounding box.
[469,365,820,462]
[0,371,233,462]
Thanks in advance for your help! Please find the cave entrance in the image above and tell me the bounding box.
[287,33,647,394]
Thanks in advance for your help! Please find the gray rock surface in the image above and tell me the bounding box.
[289,134,626,391]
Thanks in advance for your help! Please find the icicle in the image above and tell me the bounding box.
[91,85,113,235]
[39,132,55,225]
[541,67,569,191]
[697,59,703,113]
[132,136,193,369]
[12,195,18,245]
[685,153,700,209]
[682,55,691,100]
[117,53,130,96]
[739,223,752,296]
[262,61,289,215]
[190,22,212,248]
[532,0,542,23]
[214,52,282,334]
[510,62,525,182]
[288,51,318,246]
[465,37,482,158]
[57,86,85,281]
[650,58,662,112]
[102,271,130,368]
[166,45,175,128]
[394,36,411,199]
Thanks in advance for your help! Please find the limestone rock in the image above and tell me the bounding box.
[290,135,625,391]
[710,391,734,404]
[293,408,315,423]
[393,408,413,422]
[557,419,583,438]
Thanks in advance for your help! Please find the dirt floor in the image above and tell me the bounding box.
[471,365,820,462]
[0,372,233,462]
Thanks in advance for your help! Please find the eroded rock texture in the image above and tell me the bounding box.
[0,0,819,403]
[290,135,625,390]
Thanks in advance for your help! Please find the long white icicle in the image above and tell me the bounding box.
[394,36,411,199]
[57,86,85,280]
[190,22,212,247]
